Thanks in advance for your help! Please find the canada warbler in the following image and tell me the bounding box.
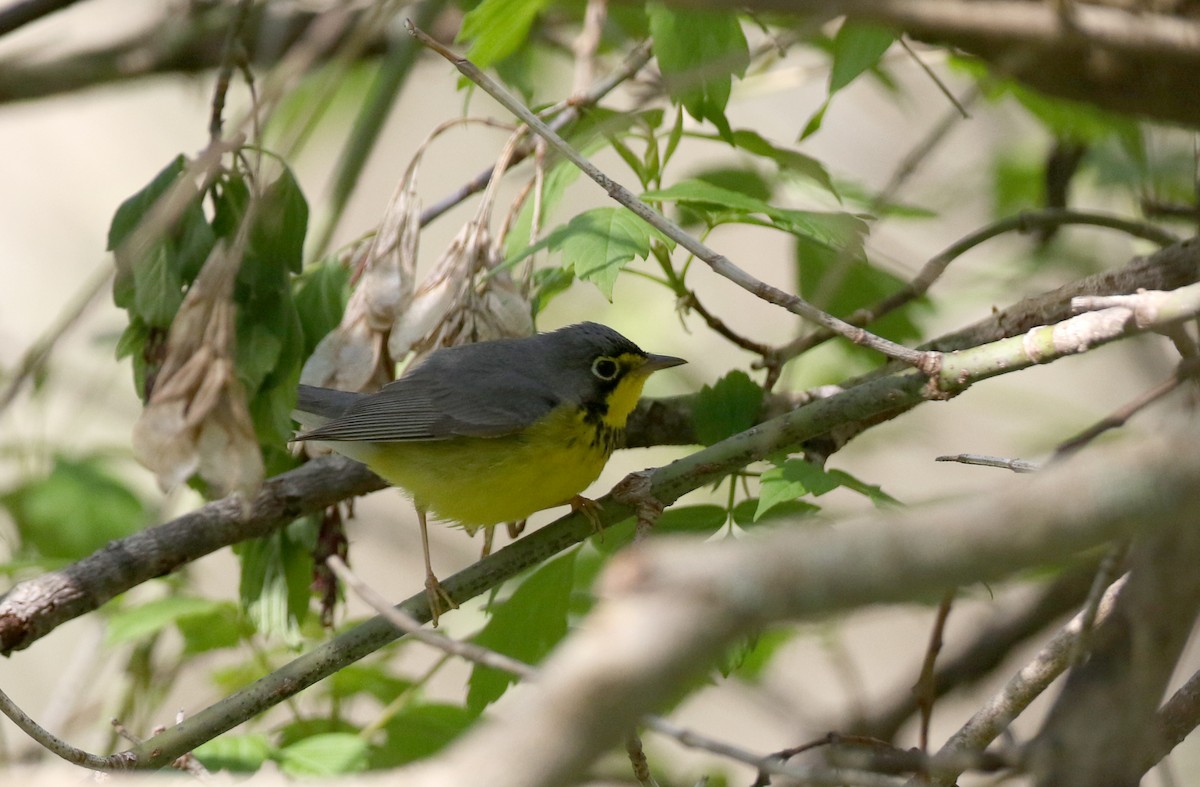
[292,322,685,623]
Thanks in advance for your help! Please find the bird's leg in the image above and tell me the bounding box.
[568,495,604,535]
[416,506,458,626]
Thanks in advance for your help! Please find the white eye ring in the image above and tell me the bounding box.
[591,357,619,381]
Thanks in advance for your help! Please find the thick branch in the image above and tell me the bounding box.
[671,0,1200,128]
[0,456,383,654]
[393,428,1200,787]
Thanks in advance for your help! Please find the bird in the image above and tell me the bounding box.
[292,322,686,624]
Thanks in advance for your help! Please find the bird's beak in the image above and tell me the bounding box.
[642,353,687,373]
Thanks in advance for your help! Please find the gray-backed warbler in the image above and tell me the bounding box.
[292,322,686,623]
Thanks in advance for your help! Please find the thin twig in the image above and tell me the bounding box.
[0,686,129,770]
[0,264,111,415]
[208,0,254,139]
[769,208,1179,367]
[406,21,933,371]
[683,290,773,356]
[0,0,82,37]
[897,37,969,119]
[915,591,956,752]
[928,576,1128,783]
[418,40,655,228]
[935,454,1039,473]
[1049,356,1200,461]
[1068,542,1127,668]
[625,731,660,787]
[872,84,980,213]
[326,555,535,679]
[571,0,608,95]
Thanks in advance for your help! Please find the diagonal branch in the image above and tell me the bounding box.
[406,21,934,371]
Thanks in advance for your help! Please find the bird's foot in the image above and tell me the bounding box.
[569,495,604,535]
[425,573,459,628]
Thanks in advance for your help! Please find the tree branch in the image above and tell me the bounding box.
[391,428,1200,787]
[4,241,1198,657]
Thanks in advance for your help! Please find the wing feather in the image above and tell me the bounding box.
[293,347,564,442]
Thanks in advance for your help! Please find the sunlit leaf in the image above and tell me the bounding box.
[277,733,369,777]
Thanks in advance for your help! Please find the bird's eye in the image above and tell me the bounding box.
[591,356,620,381]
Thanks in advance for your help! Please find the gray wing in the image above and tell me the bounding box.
[293,347,564,442]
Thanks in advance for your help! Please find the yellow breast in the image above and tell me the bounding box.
[341,406,613,529]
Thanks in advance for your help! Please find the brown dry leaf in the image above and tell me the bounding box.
[301,162,421,392]
[391,129,534,362]
[132,243,264,503]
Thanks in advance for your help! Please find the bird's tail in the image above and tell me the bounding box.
[292,384,364,435]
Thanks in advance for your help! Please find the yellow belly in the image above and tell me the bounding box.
[323,407,612,529]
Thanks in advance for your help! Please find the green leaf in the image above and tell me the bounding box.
[105,595,224,646]
[643,179,868,252]
[277,733,369,777]
[827,469,900,508]
[756,459,841,520]
[732,498,818,526]
[829,22,896,94]
[130,243,183,329]
[722,628,794,681]
[250,165,309,275]
[799,99,829,141]
[794,237,927,350]
[648,4,748,141]
[176,602,249,653]
[2,456,146,561]
[530,266,575,316]
[193,733,273,773]
[293,260,350,357]
[236,524,314,645]
[276,718,360,749]
[109,155,215,327]
[467,551,576,713]
[327,663,412,703]
[457,0,554,68]
[107,156,187,252]
[730,129,837,196]
[538,207,672,299]
[504,108,648,260]
[693,370,763,445]
[656,504,728,535]
[371,704,477,768]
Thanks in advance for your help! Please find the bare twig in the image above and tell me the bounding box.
[769,209,1179,367]
[927,577,1127,784]
[624,731,660,787]
[897,37,969,119]
[407,21,934,371]
[1050,350,1200,461]
[0,685,128,770]
[844,559,1096,742]
[1067,542,1127,668]
[935,454,1039,473]
[915,591,956,752]
[208,0,254,140]
[0,0,83,37]
[325,555,535,679]
[571,0,608,95]
[418,40,655,228]
[0,264,111,415]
